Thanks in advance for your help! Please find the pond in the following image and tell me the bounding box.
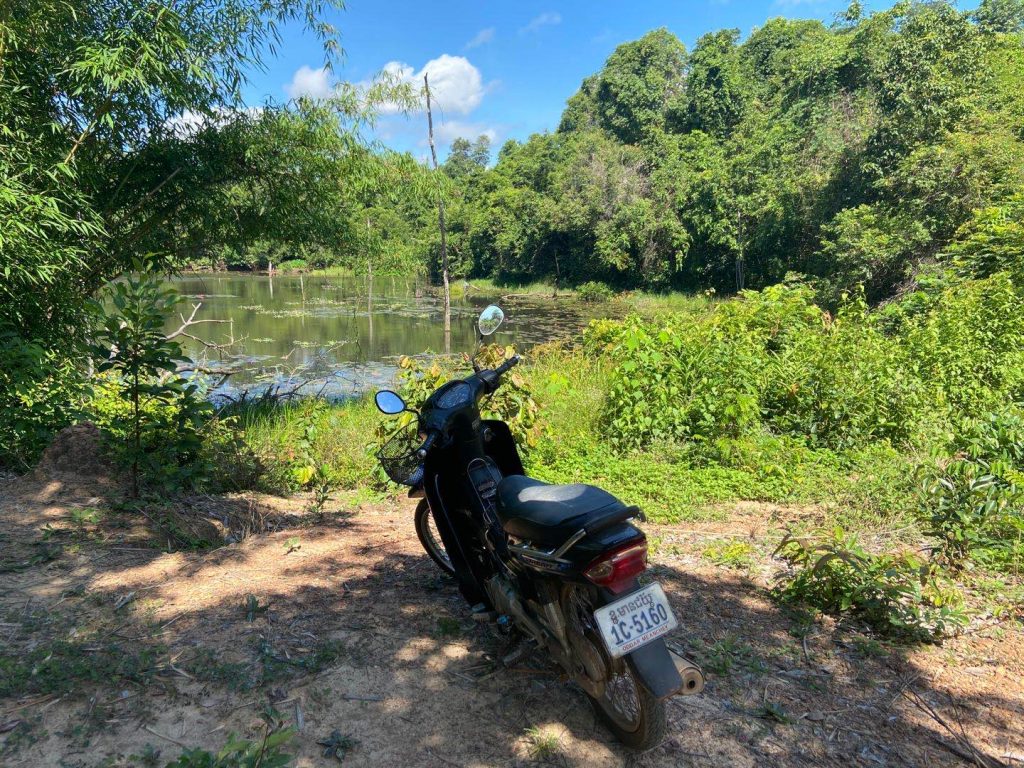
[163,273,607,399]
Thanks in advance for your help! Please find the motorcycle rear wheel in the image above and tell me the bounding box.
[564,585,667,751]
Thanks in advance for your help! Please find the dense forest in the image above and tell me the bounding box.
[154,0,1024,309]
[414,0,1024,302]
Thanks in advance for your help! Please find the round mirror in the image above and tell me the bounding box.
[375,390,407,415]
[478,305,505,337]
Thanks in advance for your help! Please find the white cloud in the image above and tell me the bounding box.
[432,120,498,145]
[520,12,561,34]
[284,65,333,100]
[377,54,486,116]
[165,106,263,137]
[465,27,496,49]
[165,109,207,137]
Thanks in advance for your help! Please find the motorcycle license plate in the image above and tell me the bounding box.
[593,583,678,658]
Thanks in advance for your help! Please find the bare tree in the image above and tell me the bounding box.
[424,73,451,353]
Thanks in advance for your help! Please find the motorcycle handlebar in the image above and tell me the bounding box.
[417,356,521,458]
[416,430,439,460]
[493,355,520,377]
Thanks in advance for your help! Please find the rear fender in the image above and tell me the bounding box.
[599,576,684,700]
[624,638,684,699]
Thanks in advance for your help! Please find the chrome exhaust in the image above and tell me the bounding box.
[669,651,705,696]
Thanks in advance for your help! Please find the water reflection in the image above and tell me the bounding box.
[163,273,603,399]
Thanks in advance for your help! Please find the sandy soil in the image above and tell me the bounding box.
[1,456,1022,767]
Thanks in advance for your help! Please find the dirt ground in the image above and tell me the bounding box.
[1,446,1022,767]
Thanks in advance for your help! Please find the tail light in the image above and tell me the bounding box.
[584,541,648,592]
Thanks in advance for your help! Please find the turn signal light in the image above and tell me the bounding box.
[584,541,648,591]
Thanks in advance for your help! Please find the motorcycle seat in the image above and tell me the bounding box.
[495,475,637,547]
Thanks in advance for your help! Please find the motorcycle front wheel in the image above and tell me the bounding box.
[414,498,455,577]
[563,584,667,751]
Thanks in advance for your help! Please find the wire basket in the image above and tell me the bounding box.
[377,422,424,486]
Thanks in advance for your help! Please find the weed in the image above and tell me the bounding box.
[435,617,462,638]
[773,529,966,639]
[524,725,561,759]
[0,639,161,699]
[185,648,253,691]
[318,729,359,762]
[167,727,295,768]
[576,280,614,302]
[691,634,766,677]
[756,701,792,724]
[244,594,268,622]
[849,636,886,659]
[131,744,162,767]
[702,539,755,569]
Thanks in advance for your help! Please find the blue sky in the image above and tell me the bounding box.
[242,0,972,160]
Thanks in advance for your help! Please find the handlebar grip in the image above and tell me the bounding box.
[494,355,520,376]
[416,430,439,460]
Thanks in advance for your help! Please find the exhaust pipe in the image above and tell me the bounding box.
[670,651,705,696]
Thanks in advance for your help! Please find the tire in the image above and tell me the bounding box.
[563,584,667,751]
[589,665,667,751]
[414,498,455,577]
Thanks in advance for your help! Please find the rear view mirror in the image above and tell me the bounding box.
[375,390,407,415]
[478,305,505,337]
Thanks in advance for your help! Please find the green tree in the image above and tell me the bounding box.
[974,0,1024,33]
[681,29,748,137]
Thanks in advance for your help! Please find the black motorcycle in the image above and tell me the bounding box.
[374,305,703,751]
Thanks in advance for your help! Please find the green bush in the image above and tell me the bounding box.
[903,274,1024,415]
[0,330,86,469]
[920,407,1024,572]
[760,296,928,450]
[601,312,761,449]
[945,193,1024,282]
[773,529,965,639]
[576,280,615,302]
[276,258,308,272]
[600,286,928,451]
[88,271,213,495]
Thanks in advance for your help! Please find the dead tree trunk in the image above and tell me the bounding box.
[424,73,451,354]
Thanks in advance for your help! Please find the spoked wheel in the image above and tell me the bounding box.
[414,498,455,577]
[563,585,667,751]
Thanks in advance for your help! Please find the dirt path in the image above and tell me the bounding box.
[1,470,1022,767]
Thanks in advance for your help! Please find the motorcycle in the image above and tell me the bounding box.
[374,305,704,751]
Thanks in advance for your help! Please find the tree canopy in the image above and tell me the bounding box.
[412,1,1024,302]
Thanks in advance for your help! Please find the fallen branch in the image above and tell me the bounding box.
[901,687,1006,768]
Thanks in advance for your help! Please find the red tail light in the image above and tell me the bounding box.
[584,541,648,592]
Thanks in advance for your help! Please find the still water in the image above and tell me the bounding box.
[163,273,601,398]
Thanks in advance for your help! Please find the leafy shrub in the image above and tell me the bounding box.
[88,271,213,495]
[920,407,1024,572]
[601,313,761,449]
[601,286,926,451]
[759,296,928,449]
[167,728,295,768]
[902,273,1024,415]
[945,193,1024,282]
[276,258,308,272]
[772,529,965,639]
[576,280,614,302]
[0,330,86,469]
[582,318,626,356]
[392,345,544,450]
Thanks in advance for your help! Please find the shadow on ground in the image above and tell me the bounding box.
[1,478,1021,767]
